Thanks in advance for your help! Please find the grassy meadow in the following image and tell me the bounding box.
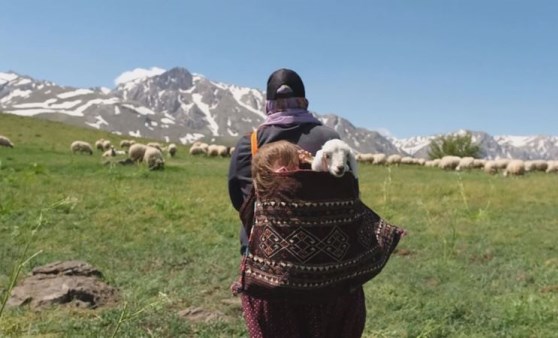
[1,112,557,337]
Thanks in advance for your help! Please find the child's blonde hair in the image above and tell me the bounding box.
[252,140,301,195]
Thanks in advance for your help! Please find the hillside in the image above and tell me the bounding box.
[1,112,557,336]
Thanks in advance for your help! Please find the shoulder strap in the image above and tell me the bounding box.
[250,130,258,156]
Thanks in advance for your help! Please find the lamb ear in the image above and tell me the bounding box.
[311,150,324,171]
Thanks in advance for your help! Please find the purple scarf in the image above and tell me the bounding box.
[261,97,322,126]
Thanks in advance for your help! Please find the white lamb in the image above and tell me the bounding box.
[0,135,14,148]
[143,146,165,170]
[70,141,93,155]
[311,139,358,179]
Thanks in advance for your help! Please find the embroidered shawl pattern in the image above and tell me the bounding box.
[237,170,402,300]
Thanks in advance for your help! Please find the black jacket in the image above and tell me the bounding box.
[228,123,341,211]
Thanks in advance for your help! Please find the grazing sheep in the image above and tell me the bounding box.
[102,140,112,151]
[494,158,511,170]
[312,139,358,179]
[189,143,208,155]
[456,157,475,171]
[167,143,177,157]
[119,139,135,148]
[0,135,14,148]
[95,138,105,151]
[526,160,548,172]
[472,159,486,169]
[356,153,374,164]
[143,146,165,170]
[425,159,440,167]
[70,141,93,155]
[146,142,163,151]
[386,154,402,166]
[102,147,116,157]
[546,161,558,173]
[128,143,147,162]
[439,156,461,170]
[207,144,229,157]
[372,153,387,165]
[400,156,416,165]
[504,160,525,176]
[229,146,236,156]
[102,146,126,157]
[483,160,499,175]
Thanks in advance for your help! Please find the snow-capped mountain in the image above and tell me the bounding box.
[1,68,557,160]
[393,130,558,160]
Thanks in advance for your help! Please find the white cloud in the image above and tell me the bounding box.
[374,127,394,138]
[114,67,166,86]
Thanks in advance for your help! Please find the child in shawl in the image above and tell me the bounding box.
[251,140,313,197]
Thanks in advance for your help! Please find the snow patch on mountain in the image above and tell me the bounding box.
[0,89,32,104]
[57,89,94,99]
[121,104,156,116]
[86,115,109,129]
[192,93,219,136]
[0,72,18,84]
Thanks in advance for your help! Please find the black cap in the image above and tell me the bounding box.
[266,68,305,100]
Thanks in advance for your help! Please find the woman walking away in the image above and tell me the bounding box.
[228,69,372,338]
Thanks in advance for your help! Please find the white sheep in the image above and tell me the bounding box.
[167,143,177,157]
[438,156,461,170]
[207,144,229,157]
[386,154,402,165]
[143,146,165,170]
[0,135,14,148]
[128,143,147,162]
[102,139,112,151]
[356,153,374,164]
[146,142,163,151]
[102,146,126,157]
[120,139,135,148]
[483,160,499,175]
[95,138,105,151]
[372,153,387,165]
[311,139,358,179]
[70,141,93,155]
[503,160,525,176]
[189,143,208,155]
[546,161,558,173]
[456,157,475,171]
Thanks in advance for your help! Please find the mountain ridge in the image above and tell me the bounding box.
[2,67,557,160]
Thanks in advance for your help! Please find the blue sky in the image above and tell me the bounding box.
[1,0,557,138]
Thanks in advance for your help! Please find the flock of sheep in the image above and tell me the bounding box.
[355,153,558,176]
[68,138,235,170]
[3,131,558,175]
[188,142,234,157]
[69,138,176,170]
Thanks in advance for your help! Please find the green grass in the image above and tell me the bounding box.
[1,112,558,337]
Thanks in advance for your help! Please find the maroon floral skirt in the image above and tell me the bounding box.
[241,287,366,338]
